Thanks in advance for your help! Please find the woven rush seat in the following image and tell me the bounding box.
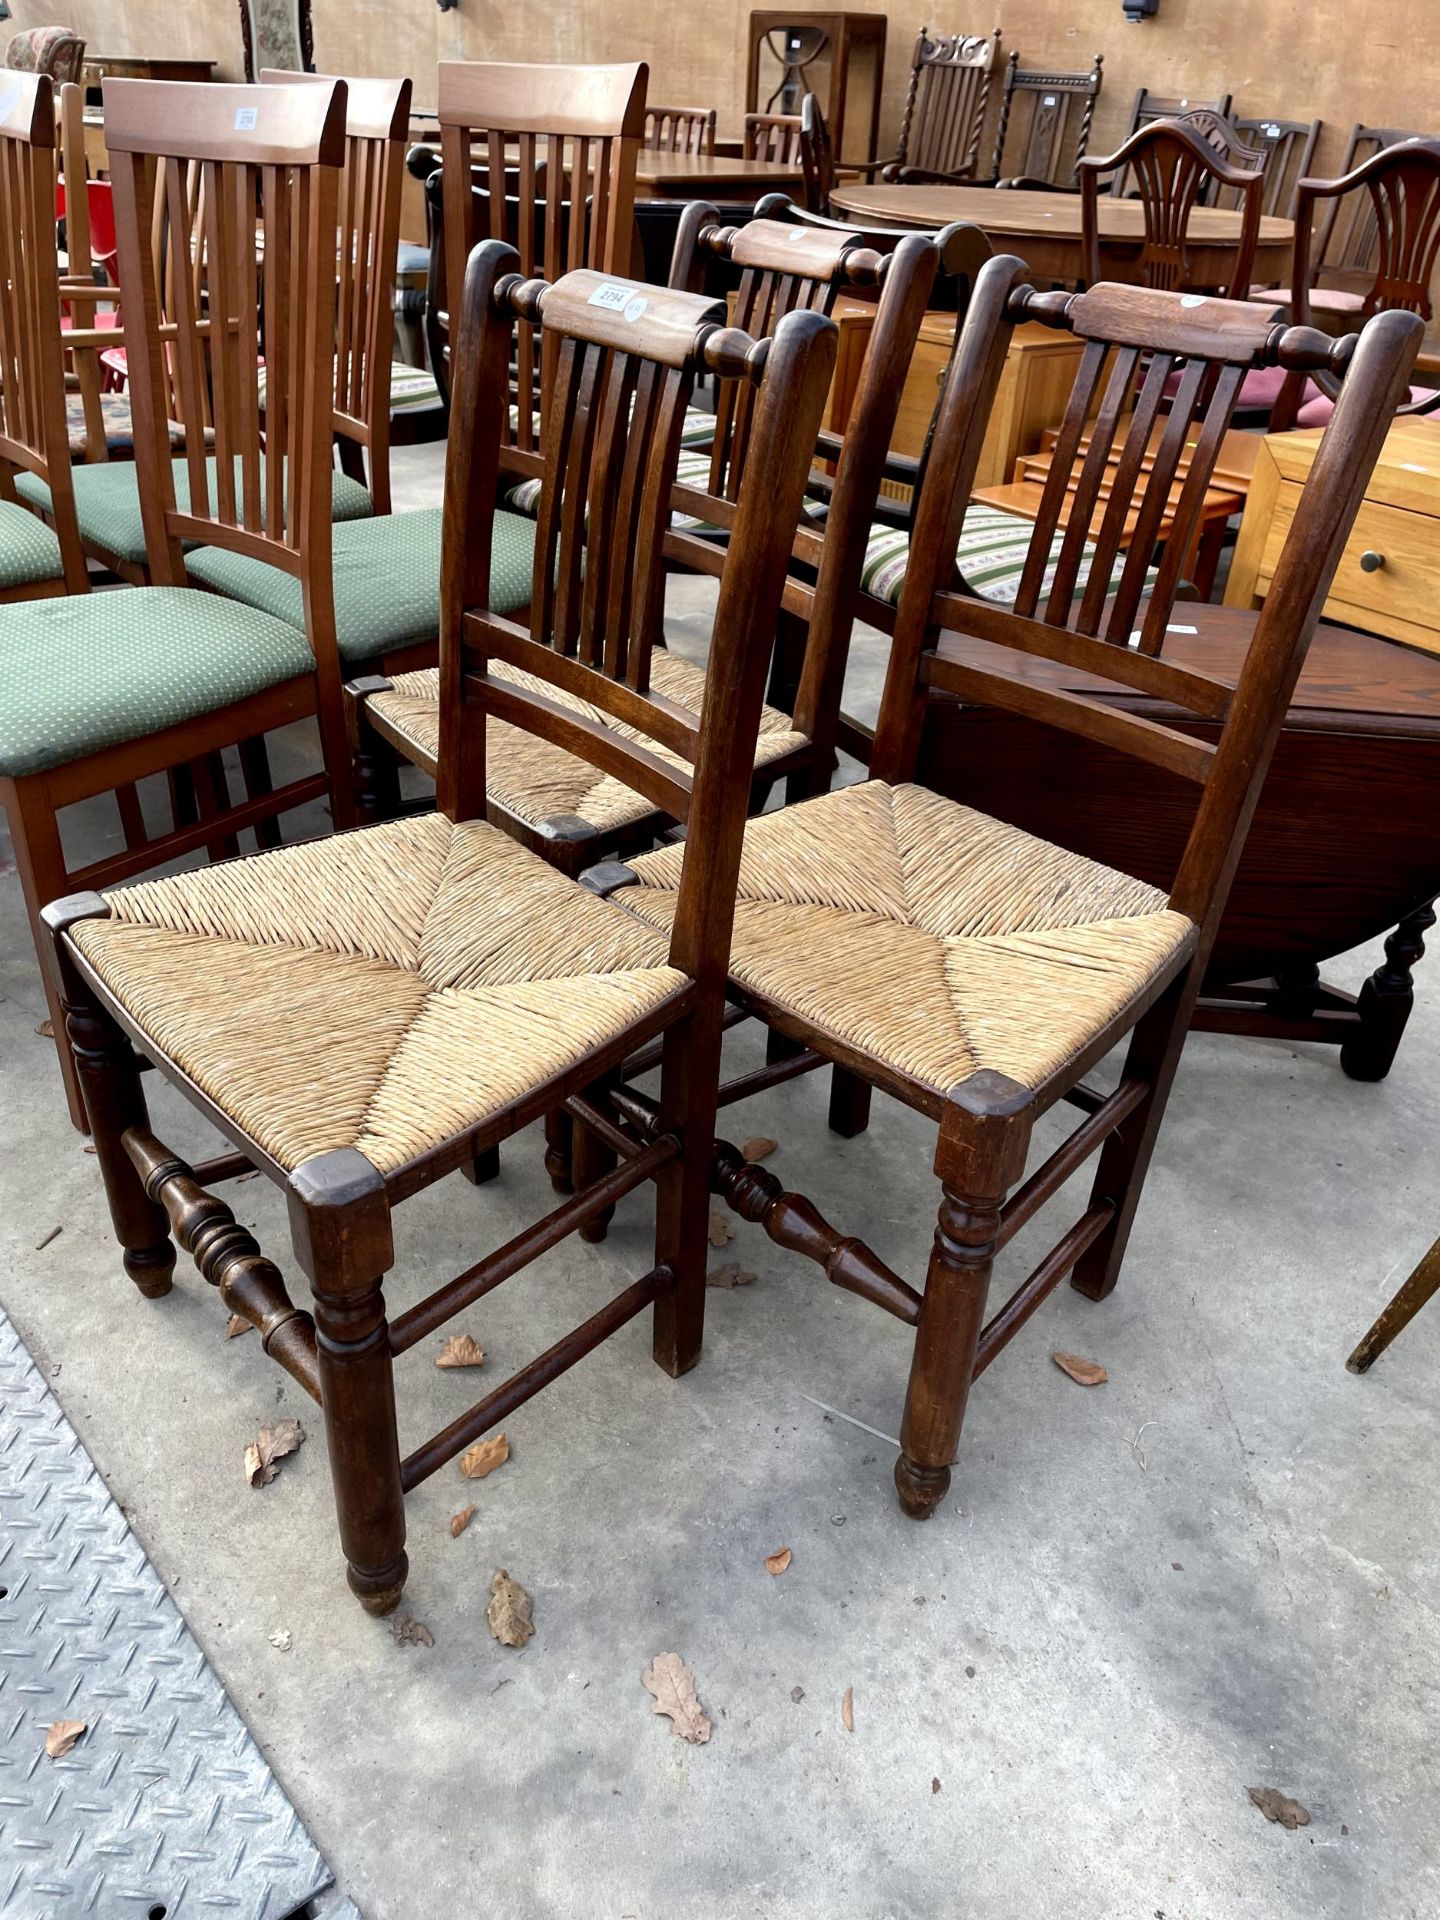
[0,499,65,591]
[619,781,1197,1097]
[859,501,1149,609]
[0,586,316,778]
[186,507,535,661]
[67,813,688,1175]
[367,648,807,830]
[14,457,375,568]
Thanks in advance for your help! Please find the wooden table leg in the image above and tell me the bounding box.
[1347,1235,1440,1373]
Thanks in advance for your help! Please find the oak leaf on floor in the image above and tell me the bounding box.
[1052,1351,1108,1387]
[707,1263,756,1289]
[436,1333,485,1370]
[460,1433,509,1480]
[642,1652,711,1744]
[244,1418,305,1488]
[451,1504,477,1538]
[1248,1786,1310,1829]
[45,1720,86,1758]
[225,1314,252,1339]
[765,1548,792,1576]
[707,1210,735,1249]
[488,1570,535,1647]
[268,1628,293,1652]
[391,1610,434,1649]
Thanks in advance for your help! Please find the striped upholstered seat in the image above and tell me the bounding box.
[860,502,1152,608]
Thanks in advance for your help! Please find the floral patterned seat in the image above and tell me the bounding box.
[4,27,86,85]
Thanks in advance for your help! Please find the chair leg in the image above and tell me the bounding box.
[7,778,88,1131]
[1347,1235,1440,1373]
[288,1151,407,1615]
[828,1065,872,1138]
[895,1074,1033,1519]
[349,695,404,826]
[1071,979,1191,1302]
[45,905,176,1297]
[544,1108,575,1194]
[573,1073,619,1244]
[238,736,283,850]
[1341,901,1435,1083]
[651,1016,724,1378]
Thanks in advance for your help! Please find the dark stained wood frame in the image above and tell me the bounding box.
[875,28,1002,186]
[46,243,838,1615]
[1079,119,1264,298]
[988,49,1103,189]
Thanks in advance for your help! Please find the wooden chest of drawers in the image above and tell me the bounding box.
[1226,417,1440,655]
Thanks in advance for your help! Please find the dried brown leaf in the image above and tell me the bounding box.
[460,1433,509,1480]
[765,1547,792,1576]
[225,1314,252,1340]
[707,1209,734,1249]
[436,1333,486,1370]
[244,1418,305,1488]
[1248,1786,1310,1829]
[391,1609,434,1649]
[1052,1351,1108,1387]
[46,1719,86,1758]
[741,1136,778,1163]
[841,1686,855,1733]
[707,1263,756,1289]
[35,1018,53,1039]
[450,1503,477,1538]
[488,1569,535,1647]
[642,1652,711,1744]
[932,1776,942,1794]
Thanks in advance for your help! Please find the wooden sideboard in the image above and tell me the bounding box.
[1226,417,1440,656]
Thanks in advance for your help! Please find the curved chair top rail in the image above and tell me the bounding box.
[103,76,347,167]
[261,68,411,142]
[437,60,647,140]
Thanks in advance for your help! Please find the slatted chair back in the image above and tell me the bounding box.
[437,242,837,978]
[1226,115,1321,220]
[744,111,803,165]
[892,29,1001,181]
[1290,136,1440,419]
[105,79,345,635]
[1080,119,1264,298]
[1312,124,1429,285]
[872,258,1421,945]
[989,50,1103,187]
[0,69,87,590]
[54,78,120,469]
[1110,87,1232,196]
[643,105,716,155]
[261,70,411,511]
[436,61,646,469]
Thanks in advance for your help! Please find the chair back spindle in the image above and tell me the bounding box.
[989,50,1104,187]
[643,105,716,156]
[1080,119,1264,298]
[892,30,1002,182]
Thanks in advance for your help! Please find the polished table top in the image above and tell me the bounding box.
[828,181,1293,252]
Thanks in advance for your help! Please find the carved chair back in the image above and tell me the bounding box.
[891,29,1001,181]
[436,61,646,466]
[1110,88,1232,196]
[261,70,411,511]
[744,111,804,166]
[873,259,1421,952]
[437,242,837,980]
[1226,115,1321,220]
[0,69,87,590]
[1080,119,1264,297]
[989,50,1103,187]
[1307,130,1440,307]
[643,105,716,155]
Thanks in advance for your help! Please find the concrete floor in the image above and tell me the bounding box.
[1,445,1437,1919]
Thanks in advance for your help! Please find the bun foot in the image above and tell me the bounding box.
[894,1455,950,1519]
[348,1553,409,1616]
[124,1245,176,1298]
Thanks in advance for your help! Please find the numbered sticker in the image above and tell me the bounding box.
[235,106,258,131]
[1180,294,1206,308]
[587,283,647,321]
[1042,95,1058,107]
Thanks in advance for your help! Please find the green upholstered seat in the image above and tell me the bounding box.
[0,500,65,592]
[13,458,375,568]
[859,503,1155,608]
[0,586,317,779]
[184,507,536,664]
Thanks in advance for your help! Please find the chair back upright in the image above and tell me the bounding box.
[743,111,804,166]
[873,260,1421,964]
[105,79,347,686]
[1080,119,1264,297]
[643,106,716,155]
[989,49,1104,187]
[891,29,1002,181]
[1225,115,1321,219]
[262,69,412,510]
[1311,123,1429,287]
[437,242,837,983]
[0,69,87,589]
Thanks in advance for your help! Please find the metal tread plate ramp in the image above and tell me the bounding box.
[0,1308,336,1920]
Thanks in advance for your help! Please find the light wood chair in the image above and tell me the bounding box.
[45,241,837,1615]
[1,77,369,1125]
[1080,119,1264,298]
[589,265,1421,1522]
[743,110,804,166]
[643,105,716,155]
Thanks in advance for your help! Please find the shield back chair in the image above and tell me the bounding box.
[592,264,1421,1522]
[0,75,374,1127]
[1110,87,1232,196]
[1301,124,1429,315]
[866,29,1003,186]
[44,242,838,1616]
[643,105,716,156]
[987,49,1104,189]
[348,204,952,881]
[1264,137,1440,430]
[260,69,446,508]
[1079,119,1264,298]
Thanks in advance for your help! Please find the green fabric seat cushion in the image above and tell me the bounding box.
[14,458,375,568]
[0,500,65,590]
[859,502,1157,608]
[0,585,317,778]
[184,506,536,664]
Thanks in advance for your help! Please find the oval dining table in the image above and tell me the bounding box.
[828,181,1294,290]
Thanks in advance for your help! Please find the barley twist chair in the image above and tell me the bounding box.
[987,49,1104,189]
[859,29,1003,187]
[643,105,716,156]
[1079,119,1265,298]
[45,241,837,1615]
[348,203,950,882]
[590,263,1421,1522]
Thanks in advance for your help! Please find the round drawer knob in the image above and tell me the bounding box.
[1359,549,1386,573]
